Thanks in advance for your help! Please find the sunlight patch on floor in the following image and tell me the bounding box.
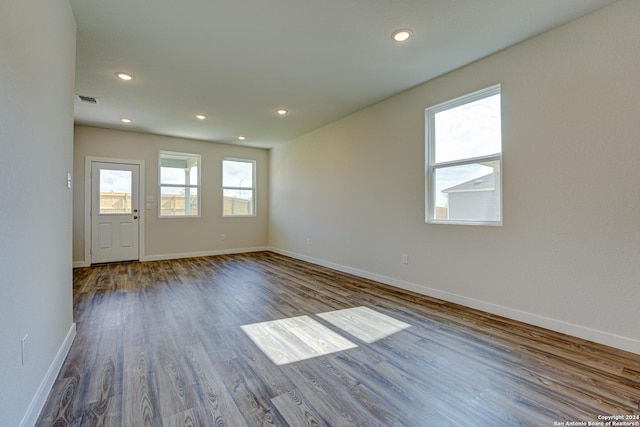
[241,315,358,365]
[317,306,411,343]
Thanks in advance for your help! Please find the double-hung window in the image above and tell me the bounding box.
[159,151,200,217]
[222,159,256,216]
[426,85,502,225]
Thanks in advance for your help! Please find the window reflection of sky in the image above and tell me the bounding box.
[433,94,501,207]
[100,169,131,193]
[434,94,501,163]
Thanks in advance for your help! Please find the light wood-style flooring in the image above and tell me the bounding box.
[37,252,640,426]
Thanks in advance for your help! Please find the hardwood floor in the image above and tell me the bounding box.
[37,252,640,426]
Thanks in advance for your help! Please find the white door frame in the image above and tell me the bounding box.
[84,156,145,265]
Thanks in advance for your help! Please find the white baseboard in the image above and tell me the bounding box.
[141,246,269,262]
[20,323,76,427]
[73,246,270,266]
[72,261,90,268]
[269,247,640,355]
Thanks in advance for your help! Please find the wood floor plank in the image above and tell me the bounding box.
[213,358,286,427]
[286,362,384,427]
[184,342,250,427]
[288,355,410,427]
[122,350,163,427]
[37,252,640,426]
[271,389,330,427]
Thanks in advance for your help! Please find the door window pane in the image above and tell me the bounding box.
[99,169,132,214]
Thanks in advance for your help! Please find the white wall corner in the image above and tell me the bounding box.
[20,323,76,427]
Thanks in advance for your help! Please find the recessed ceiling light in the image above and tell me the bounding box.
[276,109,288,115]
[391,29,413,42]
[196,114,206,120]
[120,118,132,123]
[116,72,134,81]
[238,135,246,141]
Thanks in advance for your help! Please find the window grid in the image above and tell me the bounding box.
[222,159,256,217]
[159,151,201,218]
[426,85,502,225]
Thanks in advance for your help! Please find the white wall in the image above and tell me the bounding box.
[73,126,269,264]
[269,0,640,354]
[0,0,76,425]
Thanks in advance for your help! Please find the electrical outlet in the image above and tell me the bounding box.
[306,237,311,245]
[221,234,226,241]
[21,335,29,365]
[402,254,408,264]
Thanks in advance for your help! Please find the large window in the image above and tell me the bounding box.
[223,159,255,216]
[426,85,502,225]
[159,151,200,217]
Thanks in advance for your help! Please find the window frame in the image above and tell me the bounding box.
[158,150,201,218]
[222,158,256,217]
[425,85,502,226]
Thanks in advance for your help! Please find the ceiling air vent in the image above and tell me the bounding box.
[77,95,97,104]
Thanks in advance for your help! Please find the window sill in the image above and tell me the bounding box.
[427,219,502,227]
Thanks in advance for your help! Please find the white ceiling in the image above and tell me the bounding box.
[71,0,617,149]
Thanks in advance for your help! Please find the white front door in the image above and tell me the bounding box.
[91,162,140,264]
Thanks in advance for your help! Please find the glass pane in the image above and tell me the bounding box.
[160,166,199,186]
[160,187,199,216]
[433,161,500,222]
[223,189,254,215]
[434,93,501,163]
[189,166,198,185]
[223,160,253,188]
[160,153,199,185]
[161,167,184,185]
[99,169,132,214]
